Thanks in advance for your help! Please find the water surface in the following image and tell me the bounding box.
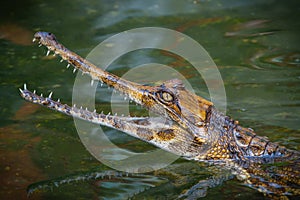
[0,0,299,199]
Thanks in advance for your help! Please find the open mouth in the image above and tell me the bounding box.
[20,32,169,134]
[20,32,210,159]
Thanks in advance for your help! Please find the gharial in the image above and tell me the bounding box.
[19,32,299,199]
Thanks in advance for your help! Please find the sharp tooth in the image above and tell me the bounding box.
[40,93,43,97]
[57,99,60,102]
[124,96,127,100]
[33,90,36,94]
[107,112,111,116]
[85,107,88,111]
[23,83,27,90]
[46,50,50,56]
[60,59,64,62]
[100,83,103,87]
[38,43,42,47]
[48,92,53,98]
[67,64,70,68]
[73,68,77,73]
[32,38,36,42]
[114,113,117,116]
[19,88,23,93]
[93,109,96,113]
[53,53,56,56]
[91,79,94,86]
[73,104,76,107]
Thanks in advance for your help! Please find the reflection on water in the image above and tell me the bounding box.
[1,0,300,199]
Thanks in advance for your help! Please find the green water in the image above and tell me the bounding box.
[1,0,299,199]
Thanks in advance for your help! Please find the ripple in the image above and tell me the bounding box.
[249,50,300,69]
[264,53,300,67]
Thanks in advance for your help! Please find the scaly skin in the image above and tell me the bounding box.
[20,32,299,198]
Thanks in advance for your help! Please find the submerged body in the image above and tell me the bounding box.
[20,32,299,198]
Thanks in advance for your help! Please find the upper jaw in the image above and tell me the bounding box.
[32,31,150,107]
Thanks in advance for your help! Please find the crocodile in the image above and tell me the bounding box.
[20,32,299,199]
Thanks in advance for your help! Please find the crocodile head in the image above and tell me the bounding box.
[21,32,216,159]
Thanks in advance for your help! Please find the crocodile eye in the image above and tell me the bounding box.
[162,92,173,102]
[157,90,175,105]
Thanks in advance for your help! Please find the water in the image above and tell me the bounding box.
[1,0,299,199]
